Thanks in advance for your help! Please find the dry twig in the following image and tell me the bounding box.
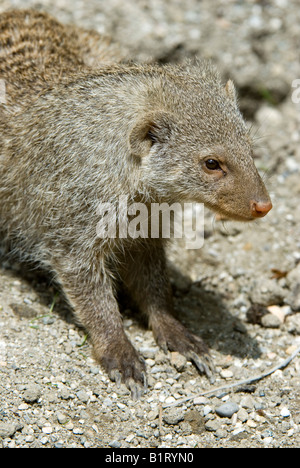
[163,344,300,408]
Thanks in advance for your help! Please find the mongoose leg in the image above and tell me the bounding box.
[122,241,215,383]
[59,269,147,398]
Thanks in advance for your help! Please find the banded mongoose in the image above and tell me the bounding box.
[0,10,272,397]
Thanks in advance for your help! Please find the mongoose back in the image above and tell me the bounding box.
[0,10,272,397]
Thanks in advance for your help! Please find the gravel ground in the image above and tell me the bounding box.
[0,0,300,449]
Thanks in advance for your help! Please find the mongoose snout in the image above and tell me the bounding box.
[0,9,273,398]
[250,200,273,218]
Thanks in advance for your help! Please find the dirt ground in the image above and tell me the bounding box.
[0,0,299,449]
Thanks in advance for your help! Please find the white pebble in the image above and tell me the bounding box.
[280,407,291,418]
[263,437,273,445]
[73,427,84,435]
[203,405,213,416]
[220,369,234,379]
[165,396,176,405]
[42,426,53,434]
[18,403,29,410]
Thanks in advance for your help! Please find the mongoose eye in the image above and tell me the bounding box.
[205,159,221,170]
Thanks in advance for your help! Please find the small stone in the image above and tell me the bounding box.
[125,434,135,443]
[193,396,208,405]
[18,403,29,410]
[267,305,290,323]
[220,369,234,379]
[203,405,213,417]
[0,422,18,438]
[237,408,248,422]
[57,412,69,425]
[163,407,185,425]
[216,402,239,418]
[215,428,228,438]
[205,419,221,432]
[23,383,41,403]
[42,426,53,434]
[76,389,89,403]
[263,436,273,445]
[54,442,64,449]
[148,410,158,421]
[170,352,187,371]
[250,278,287,306]
[103,397,113,407]
[73,427,84,434]
[240,395,255,410]
[261,313,281,328]
[165,396,176,405]
[280,407,291,418]
[109,440,121,448]
[261,429,273,439]
[246,419,257,428]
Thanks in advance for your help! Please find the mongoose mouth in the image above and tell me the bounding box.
[209,197,272,223]
[215,211,257,222]
[213,203,272,223]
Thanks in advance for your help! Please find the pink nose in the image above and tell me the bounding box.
[250,200,272,218]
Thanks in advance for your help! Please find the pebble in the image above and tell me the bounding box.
[170,352,187,372]
[203,405,213,417]
[205,419,222,432]
[267,305,291,323]
[165,396,176,405]
[263,436,274,445]
[73,427,84,435]
[237,408,248,422]
[0,421,18,438]
[280,407,291,418]
[23,383,41,403]
[250,278,287,306]
[220,369,234,379]
[42,426,53,434]
[193,396,208,405]
[240,395,255,410]
[163,407,185,425]
[76,390,89,403]
[103,397,113,407]
[57,412,69,425]
[216,402,239,418]
[261,313,282,328]
[109,440,122,448]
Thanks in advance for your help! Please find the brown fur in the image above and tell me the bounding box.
[0,9,122,109]
[0,10,272,397]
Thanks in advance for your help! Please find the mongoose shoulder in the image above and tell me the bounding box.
[0,10,272,397]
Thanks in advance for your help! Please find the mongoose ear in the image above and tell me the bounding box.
[225,80,238,105]
[129,111,172,158]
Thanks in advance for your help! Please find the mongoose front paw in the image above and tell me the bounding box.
[94,338,147,399]
[151,314,215,384]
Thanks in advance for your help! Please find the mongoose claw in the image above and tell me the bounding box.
[151,313,215,383]
[127,372,148,400]
[190,351,216,384]
[99,338,147,398]
[110,369,122,388]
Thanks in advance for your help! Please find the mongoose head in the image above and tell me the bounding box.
[131,62,272,222]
